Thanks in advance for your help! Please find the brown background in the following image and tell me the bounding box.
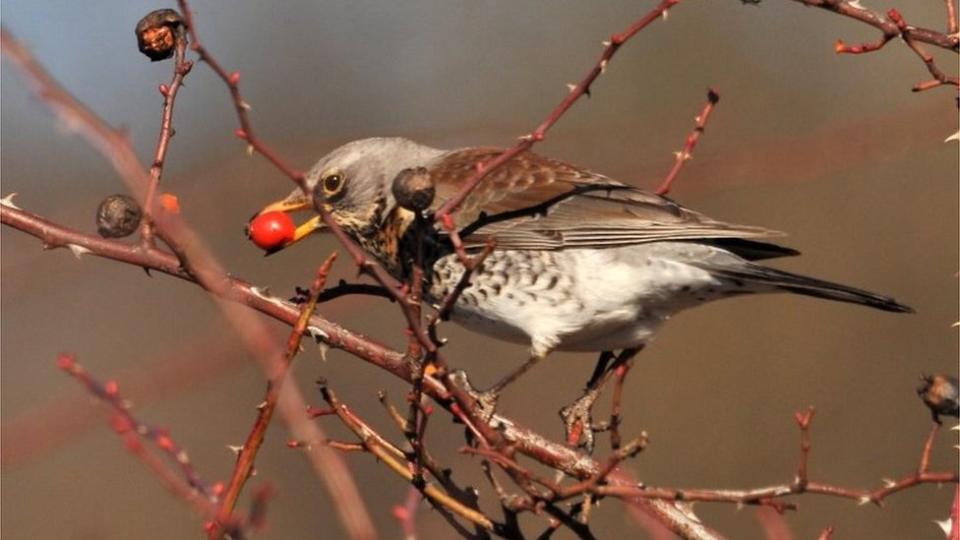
[2,1,957,539]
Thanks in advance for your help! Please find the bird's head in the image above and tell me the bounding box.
[249,137,443,253]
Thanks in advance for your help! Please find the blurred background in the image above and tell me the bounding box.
[2,1,957,538]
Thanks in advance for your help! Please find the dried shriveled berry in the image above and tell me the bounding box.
[135,9,185,61]
[96,194,143,238]
[391,167,435,213]
[917,374,959,423]
[247,211,296,251]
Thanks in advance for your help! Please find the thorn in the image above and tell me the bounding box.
[239,100,252,111]
[881,478,896,488]
[317,342,329,362]
[256,400,268,410]
[674,502,701,522]
[1,193,21,209]
[945,130,960,143]
[67,244,92,260]
[227,444,244,455]
[176,450,190,464]
[847,0,866,9]
[246,144,255,156]
[566,83,577,93]
[250,286,287,309]
[933,518,952,535]
[307,326,329,342]
[661,9,669,20]
[857,496,871,506]
[599,59,609,74]
[601,40,611,47]
[251,286,271,297]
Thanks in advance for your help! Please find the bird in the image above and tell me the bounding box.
[252,137,912,444]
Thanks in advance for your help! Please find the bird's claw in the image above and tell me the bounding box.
[448,369,499,421]
[559,389,602,453]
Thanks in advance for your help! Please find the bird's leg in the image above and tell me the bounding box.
[487,351,547,396]
[560,347,642,452]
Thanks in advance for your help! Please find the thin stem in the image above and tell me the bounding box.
[210,254,338,538]
[141,23,193,246]
[655,89,720,196]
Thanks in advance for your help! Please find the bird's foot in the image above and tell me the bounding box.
[448,369,499,422]
[559,388,602,453]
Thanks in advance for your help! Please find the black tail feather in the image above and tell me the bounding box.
[705,264,914,313]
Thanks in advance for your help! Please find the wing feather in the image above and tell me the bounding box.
[427,148,783,251]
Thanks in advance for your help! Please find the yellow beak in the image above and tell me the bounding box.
[252,196,325,253]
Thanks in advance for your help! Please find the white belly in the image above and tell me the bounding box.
[432,244,729,355]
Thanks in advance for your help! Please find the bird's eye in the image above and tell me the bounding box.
[322,173,343,195]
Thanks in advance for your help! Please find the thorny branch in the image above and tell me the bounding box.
[140,12,193,246]
[594,409,957,510]
[0,25,378,540]
[655,89,720,196]
[57,354,213,500]
[772,0,960,93]
[433,0,681,221]
[209,253,338,538]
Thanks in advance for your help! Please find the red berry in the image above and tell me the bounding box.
[247,211,296,250]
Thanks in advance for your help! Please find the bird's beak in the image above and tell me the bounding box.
[250,195,325,253]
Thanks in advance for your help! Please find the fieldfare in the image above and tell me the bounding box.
[252,137,912,444]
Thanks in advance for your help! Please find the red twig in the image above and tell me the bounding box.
[755,506,794,540]
[57,354,212,498]
[141,19,193,246]
[174,1,305,190]
[391,487,421,540]
[595,414,957,509]
[433,0,681,221]
[791,0,959,51]
[0,28,378,540]
[0,29,151,196]
[885,9,960,92]
[319,384,497,532]
[655,89,720,196]
[209,254,338,538]
[948,0,959,35]
[2,335,239,469]
[783,1,959,93]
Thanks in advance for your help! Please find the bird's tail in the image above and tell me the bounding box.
[702,263,914,313]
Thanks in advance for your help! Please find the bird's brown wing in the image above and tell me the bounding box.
[429,147,784,251]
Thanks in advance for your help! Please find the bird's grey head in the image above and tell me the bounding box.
[253,137,444,250]
[306,137,442,220]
